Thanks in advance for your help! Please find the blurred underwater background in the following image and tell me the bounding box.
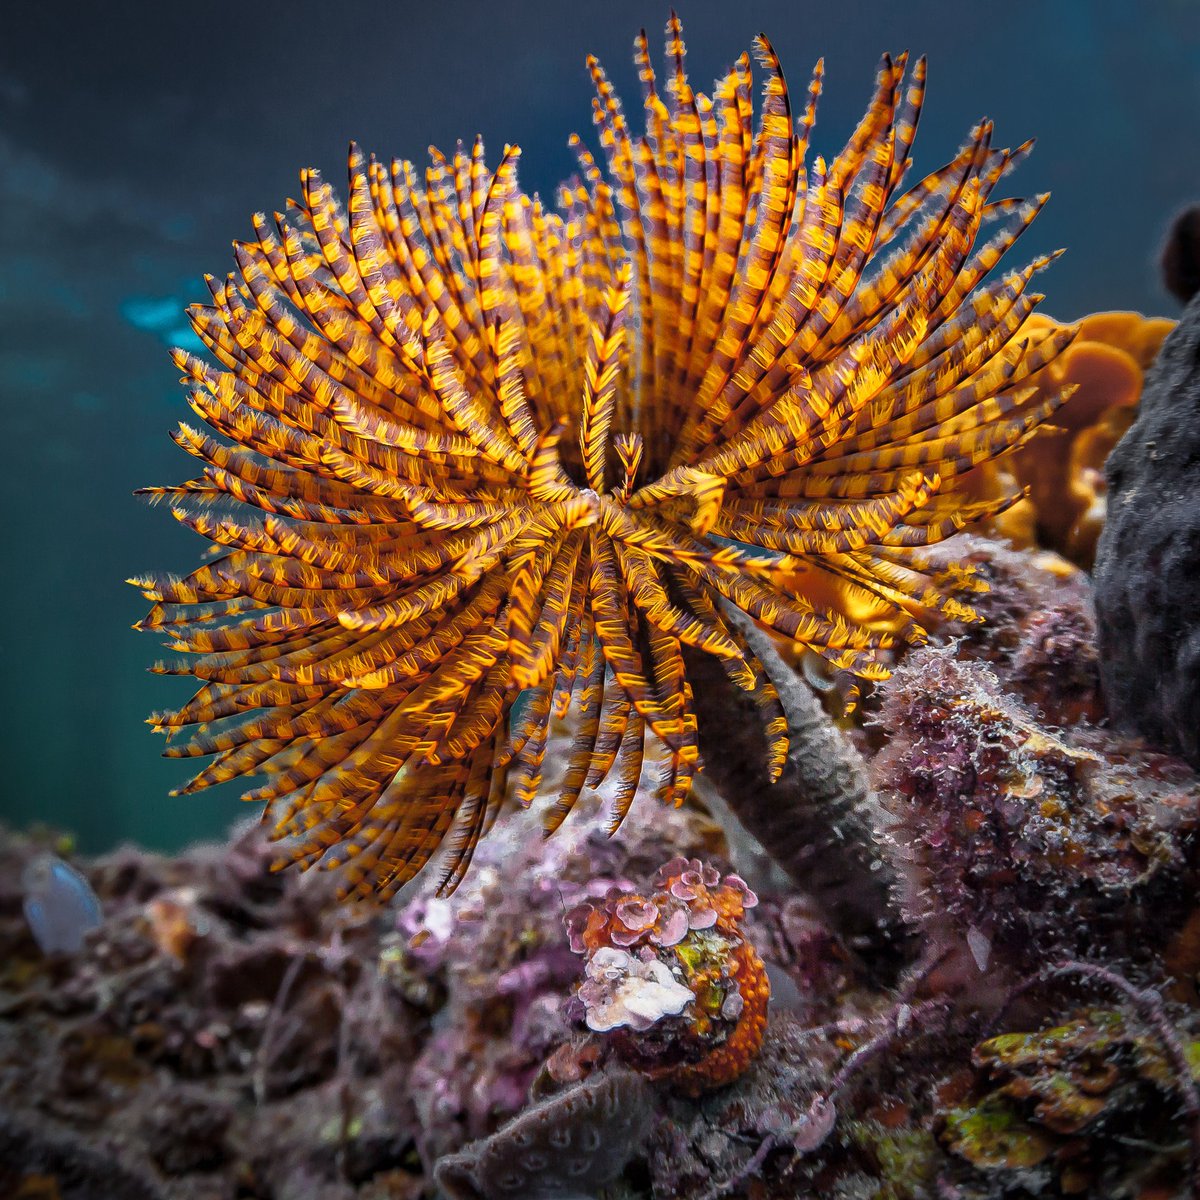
[1,0,1197,854]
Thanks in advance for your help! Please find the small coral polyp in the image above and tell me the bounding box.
[565,857,768,1093]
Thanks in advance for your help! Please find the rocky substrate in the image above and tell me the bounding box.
[3,537,1200,1200]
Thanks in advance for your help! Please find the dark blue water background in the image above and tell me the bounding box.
[1,0,1196,853]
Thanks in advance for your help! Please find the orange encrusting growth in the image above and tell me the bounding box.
[967,311,1175,565]
[134,17,1073,898]
[668,934,770,1094]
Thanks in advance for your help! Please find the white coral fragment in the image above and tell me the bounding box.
[578,946,694,1033]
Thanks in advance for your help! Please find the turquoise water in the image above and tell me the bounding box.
[1,0,1196,853]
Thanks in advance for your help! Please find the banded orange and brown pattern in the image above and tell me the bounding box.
[134,16,1074,898]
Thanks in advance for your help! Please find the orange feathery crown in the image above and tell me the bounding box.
[133,16,1073,899]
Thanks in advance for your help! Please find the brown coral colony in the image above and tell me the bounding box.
[134,17,1075,901]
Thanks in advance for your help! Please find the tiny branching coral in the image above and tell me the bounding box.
[134,17,1073,899]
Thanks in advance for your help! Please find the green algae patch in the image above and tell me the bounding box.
[940,1094,1056,1170]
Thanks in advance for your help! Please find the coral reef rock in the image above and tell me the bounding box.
[921,535,1104,728]
[8,537,1200,1199]
[0,796,723,1200]
[872,646,1200,981]
[1095,291,1200,767]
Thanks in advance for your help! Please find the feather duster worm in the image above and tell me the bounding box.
[134,18,1073,899]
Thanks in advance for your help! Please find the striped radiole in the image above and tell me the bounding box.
[133,16,1073,899]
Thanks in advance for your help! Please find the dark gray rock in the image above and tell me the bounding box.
[1094,291,1200,767]
[0,1114,165,1200]
[1162,204,1200,304]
